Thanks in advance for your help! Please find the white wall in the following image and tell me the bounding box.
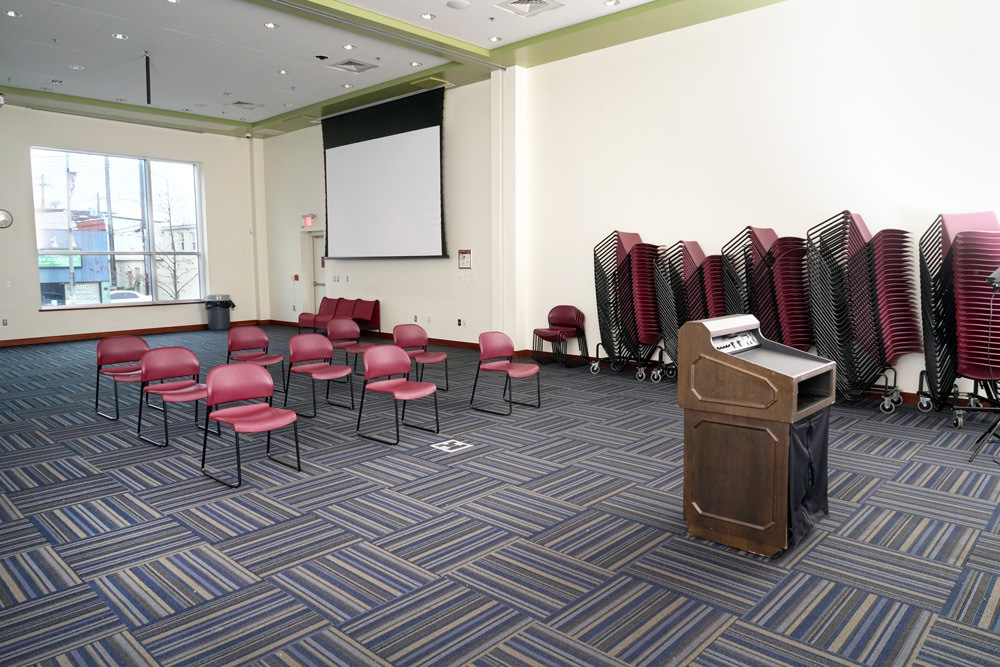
[0,105,265,341]
[521,0,1000,390]
[263,80,495,343]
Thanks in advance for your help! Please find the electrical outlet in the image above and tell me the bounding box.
[413,315,418,322]
[426,316,432,324]
[345,275,349,282]
[457,318,462,326]
[1,319,6,326]
[292,305,296,311]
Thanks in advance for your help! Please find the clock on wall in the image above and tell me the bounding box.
[0,210,12,229]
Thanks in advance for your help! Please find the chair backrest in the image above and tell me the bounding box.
[334,298,357,318]
[327,317,361,342]
[205,363,274,407]
[479,331,514,361]
[97,335,149,366]
[140,347,200,383]
[392,323,428,349]
[228,325,269,353]
[363,345,412,381]
[317,297,339,316]
[548,305,585,331]
[288,333,333,364]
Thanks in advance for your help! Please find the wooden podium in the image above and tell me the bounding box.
[678,315,836,556]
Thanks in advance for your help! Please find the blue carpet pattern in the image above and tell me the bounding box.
[1,325,1000,665]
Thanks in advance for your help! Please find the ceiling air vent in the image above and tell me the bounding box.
[495,0,563,18]
[327,59,378,74]
[225,101,262,111]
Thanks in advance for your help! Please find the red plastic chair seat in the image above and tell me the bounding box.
[366,377,437,400]
[100,364,142,378]
[240,352,284,367]
[481,360,540,379]
[145,379,207,403]
[413,350,447,365]
[210,402,297,433]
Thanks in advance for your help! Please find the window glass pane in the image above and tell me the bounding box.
[30,147,202,307]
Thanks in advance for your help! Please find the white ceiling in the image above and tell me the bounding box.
[0,0,780,137]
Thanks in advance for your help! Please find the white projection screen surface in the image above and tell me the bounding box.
[325,126,442,258]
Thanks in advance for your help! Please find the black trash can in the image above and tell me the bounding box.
[206,294,235,331]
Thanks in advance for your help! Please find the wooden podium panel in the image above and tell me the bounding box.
[678,315,835,556]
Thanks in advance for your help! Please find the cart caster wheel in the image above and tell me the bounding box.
[650,370,662,383]
[954,413,965,429]
[590,363,600,375]
[917,396,932,412]
[611,361,625,372]
[891,392,903,406]
[665,366,677,379]
[969,397,982,409]
[880,399,894,414]
[635,368,646,382]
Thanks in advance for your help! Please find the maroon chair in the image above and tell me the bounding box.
[201,363,300,488]
[471,332,541,415]
[298,296,338,333]
[392,323,449,391]
[227,325,285,390]
[95,335,149,420]
[357,345,439,445]
[283,333,354,417]
[532,305,589,367]
[326,317,373,371]
[137,347,207,447]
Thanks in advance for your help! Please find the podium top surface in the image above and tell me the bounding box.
[734,346,833,380]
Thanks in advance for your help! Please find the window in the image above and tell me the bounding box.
[30,148,203,307]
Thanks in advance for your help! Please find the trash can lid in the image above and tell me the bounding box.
[206,294,231,301]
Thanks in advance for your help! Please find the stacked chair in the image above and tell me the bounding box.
[593,231,664,381]
[722,226,812,351]
[806,211,922,412]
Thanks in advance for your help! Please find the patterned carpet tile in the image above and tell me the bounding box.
[828,449,908,478]
[0,444,76,469]
[33,493,162,547]
[0,457,104,493]
[942,569,1000,630]
[593,484,686,532]
[619,433,684,461]
[134,476,250,513]
[342,452,447,487]
[392,468,508,510]
[522,466,634,507]
[841,419,941,444]
[573,450,675,485]
[795,535,962,610]
[965,531,1000,574]
[830,432,922,458]
[215,515,360,577]
[624,539,788,615]
[893,461,1000,500]
[373,511,516,574]
[450,540,612,619]
[7,474,127,515]
[836,505,978,565]
[256,625,392,667]
[54,516,202,580]
[915,616,1000,666]
[340,578,531,667]
[0,517,47,557]
[171,491,302,542]
[92,544,258,627]
[455,486,580,538]
[532,509,672,571]
[827,469,885,504]
[746,571,935,665]
[0,584,126,666]
[562,423,651,450]
[304,439,392,471]
[266,471,384,512]
[0,493,21,521]
[516,437,609,465]
[42,631,158,667]
[865,481,997,530]
[133,582,328,667]
[699,620,866,666]
[548,574,734,666]
[472,621,628,667]
[0,429,56,451]
[456,450,564,485]
[272,542,436,623]
[74,440,181,471]
[108,456,205,493]
[462,423,562,450]
[0,545,82,607]
[314,488,443,540]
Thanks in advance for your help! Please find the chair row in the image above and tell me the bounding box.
[94,328,540,487]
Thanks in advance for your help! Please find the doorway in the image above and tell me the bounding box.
[312,235,326,309]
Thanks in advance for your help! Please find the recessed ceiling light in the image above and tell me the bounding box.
[421,13,435,20]
[69,65,85,70]
[410,61,422,67]
[279,69,289,75]
[343,83,354,89]
[604,0,620,5]
[284,103,294,107]
[447,0,470,8]
[167,0,180,4]
[343,44,355,50]
[50,78,63,85]
[222,92,233,97]
[5,10,22,17]
[112,33,128,40]
[488,35,502,43]
[264,21,278,29]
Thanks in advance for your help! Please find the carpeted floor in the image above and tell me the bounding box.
[1,325,999,666]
